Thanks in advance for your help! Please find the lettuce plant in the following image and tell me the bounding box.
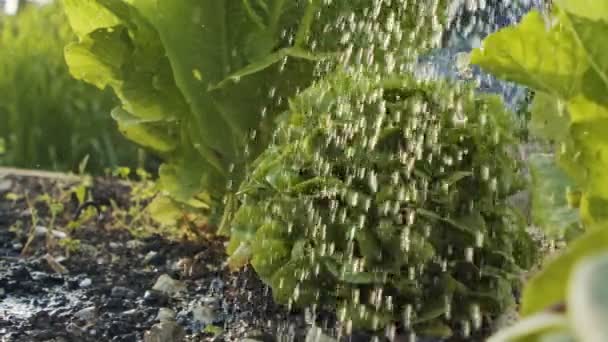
[471,1,608,229]
[470,2,608,341]
[488,225,608,342]
[227,72,537,335]
[61,0,447,217]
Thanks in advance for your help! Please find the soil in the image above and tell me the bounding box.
[0,171,488,342]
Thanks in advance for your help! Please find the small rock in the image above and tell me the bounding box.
[111,286,136,299]
[30,226,67,241]
[170,260,184,272]
[29,271,49,282]
[19,209,31,218]
[109,242,122,249]
[10,264,31,281]
[34,226,48,237]
[11,242,23,251]
[241,330,275,342]
[126,240,144,249]
[104,297,127,310]
[152,274,185,297]
[49,307,68,319]
[74,306,97,322]
[143,289,169,306]
[306,326,336,342]
[51,229,68,240]
[208,278,224,295]
[114,333,137,342]
[29,310,52,329]
[156,308,176,322]
[0,178,12,193]
[44,253,68,274]
[66,322,85,337]
[144,321,185,342]
[79,278,92,288]
[121,309,139,319]
[107,319,130,336]
[191,303,219,326]
[144,251,164,266]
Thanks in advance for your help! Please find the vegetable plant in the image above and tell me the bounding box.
[488,226,608,342]
[227,71,538,335]
[471,0,608,228]
[60,0,447,219]
[471,1,608,340]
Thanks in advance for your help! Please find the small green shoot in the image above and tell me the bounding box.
[203,325,223,337]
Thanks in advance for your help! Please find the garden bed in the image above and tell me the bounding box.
[0,170,306,342]
[0,170,498,342]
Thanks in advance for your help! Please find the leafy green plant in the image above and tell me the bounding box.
[227,72,537,335]
[528,154,581,240]
[471,1,608,340]
[61,0,447,219]
[488,226,608,342]
[471,1,608,228]
[0,2,142,172]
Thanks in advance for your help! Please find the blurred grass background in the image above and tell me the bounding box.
[0,1,152,174]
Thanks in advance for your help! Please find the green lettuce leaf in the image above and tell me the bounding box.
[529,153,580,238]
[471,10,588,99]
[521,222,608,316]
[568,253,608,342]
[61,0,325,209]
[554,0,608,21]
[472,5,608,227]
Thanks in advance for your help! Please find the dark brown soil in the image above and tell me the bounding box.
[0,173,310,342]
[0,172,485,342]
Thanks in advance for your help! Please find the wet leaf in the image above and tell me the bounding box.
[471,11,588,99]
[521,222,608,316]
[148,196,183,226]
[529,153,580,238]
[487,313,570,342]
[568,253,608,342]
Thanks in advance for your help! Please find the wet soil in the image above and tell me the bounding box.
[0,172,489,342]
[0,173,310,342]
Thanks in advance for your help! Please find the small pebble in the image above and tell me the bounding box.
[29,271,50,282]
[155,308,176,322]
[191,303,218,325]
[34,226,48,237]
[121,309,138,318]
[74,306,97,322]
[79,278,92,288]
[111,286,136,299]
[109,242,122,250]
[144,251,164,266]
[152,274,185,297]
[144,321,185,342]
[0,179,12,193]
[143,290,169,306]
[126,240,144,249]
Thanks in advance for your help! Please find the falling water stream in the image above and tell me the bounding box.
[260,0,545,341]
